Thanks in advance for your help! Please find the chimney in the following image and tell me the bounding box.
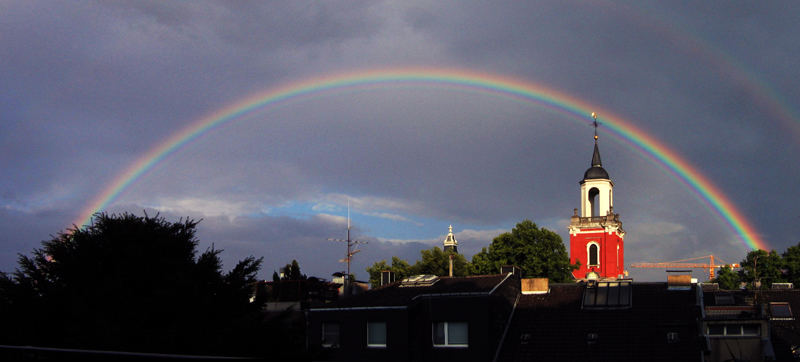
[380,270,394,286]
[667,272,692,290]
[521,278,549,295]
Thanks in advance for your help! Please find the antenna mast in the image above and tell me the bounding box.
[328,200,367,289]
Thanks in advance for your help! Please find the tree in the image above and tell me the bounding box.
[366,256,413,288]
[366,248,468,288]
[412,246,469,277]
[280,259,306,280]
[470,220,577,282]
[0,212,264,356]
[740,249,785,289]
[782,242,800,285]
[712,265,742,290]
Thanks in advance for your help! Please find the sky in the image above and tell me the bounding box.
[1,1,799,282]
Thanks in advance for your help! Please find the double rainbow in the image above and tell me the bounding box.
[73,67,767,251]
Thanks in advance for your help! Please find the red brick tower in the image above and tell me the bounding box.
[569,114,625,280]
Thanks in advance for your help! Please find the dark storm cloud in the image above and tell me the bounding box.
[2,1,799,280]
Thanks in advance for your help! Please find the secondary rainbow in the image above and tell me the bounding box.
[73,67,767,251]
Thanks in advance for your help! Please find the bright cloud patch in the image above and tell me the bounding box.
[145,197,257,219]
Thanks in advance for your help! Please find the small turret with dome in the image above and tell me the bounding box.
[443,225,458,253]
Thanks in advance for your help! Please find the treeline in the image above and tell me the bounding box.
[0,212,301,359]
[714,246,800,290]
[366,220,577,287]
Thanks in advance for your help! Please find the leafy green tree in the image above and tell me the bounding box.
[782,242,800,285]
[412,247,469,277]
[740,249,785,289]
[470,220,577,282]
[366,248,468,288]
[712,265,742,290]
[0,212,264,356]
[367,256,413,288]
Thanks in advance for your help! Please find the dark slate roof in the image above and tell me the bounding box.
[757,290,800,360]
[499,282,704,362]
[310,274,509,309]
[582,143,610,181]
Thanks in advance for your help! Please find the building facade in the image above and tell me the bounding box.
[307,274,519,362]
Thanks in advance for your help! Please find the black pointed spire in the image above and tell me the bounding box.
[583,112,610,181]
[591,142,602,167]
[591,112,602,167]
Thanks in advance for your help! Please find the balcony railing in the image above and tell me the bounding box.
[571,214,621,226]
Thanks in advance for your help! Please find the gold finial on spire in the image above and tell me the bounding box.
[592,112,599,141]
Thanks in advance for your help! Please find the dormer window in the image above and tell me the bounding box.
[582,281,632,310]
[770,302,794,320]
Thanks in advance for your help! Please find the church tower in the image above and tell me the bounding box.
[569,114,625,280]
[443,225,458,253]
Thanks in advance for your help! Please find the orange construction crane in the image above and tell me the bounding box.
[630,254,740,280]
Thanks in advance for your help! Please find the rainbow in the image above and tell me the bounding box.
[73,67,768,251]
[619,1,800,139]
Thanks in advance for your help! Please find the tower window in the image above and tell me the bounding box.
[589,243,599,266]
[588,187,599,217]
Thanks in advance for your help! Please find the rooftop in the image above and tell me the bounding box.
[499,282,703,362]
[309,274,511,310]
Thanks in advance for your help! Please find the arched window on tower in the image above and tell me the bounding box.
[589,243,599,266]
[588,187,600,217]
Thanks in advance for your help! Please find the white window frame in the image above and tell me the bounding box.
[707,324,760,337]
[432,322,468,348]
[367,321,387,348]
[587,242,600,267]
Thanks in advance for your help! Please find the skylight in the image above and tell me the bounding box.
[582,281,632,309]
[770,302,793,319]
[399,274,440,287]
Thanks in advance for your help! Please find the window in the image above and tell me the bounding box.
[707,325,724,336]
[770,302,794,319]
[433,322,468,347]
[582,281,632,309]
[666,332,680,344]
[589,244,599,266]
[367,322,387,347]
[742,324,760,336]
[586,332,599,346]
[707,324,760,337]
[588,187,599,217]
[322,322,341,348]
